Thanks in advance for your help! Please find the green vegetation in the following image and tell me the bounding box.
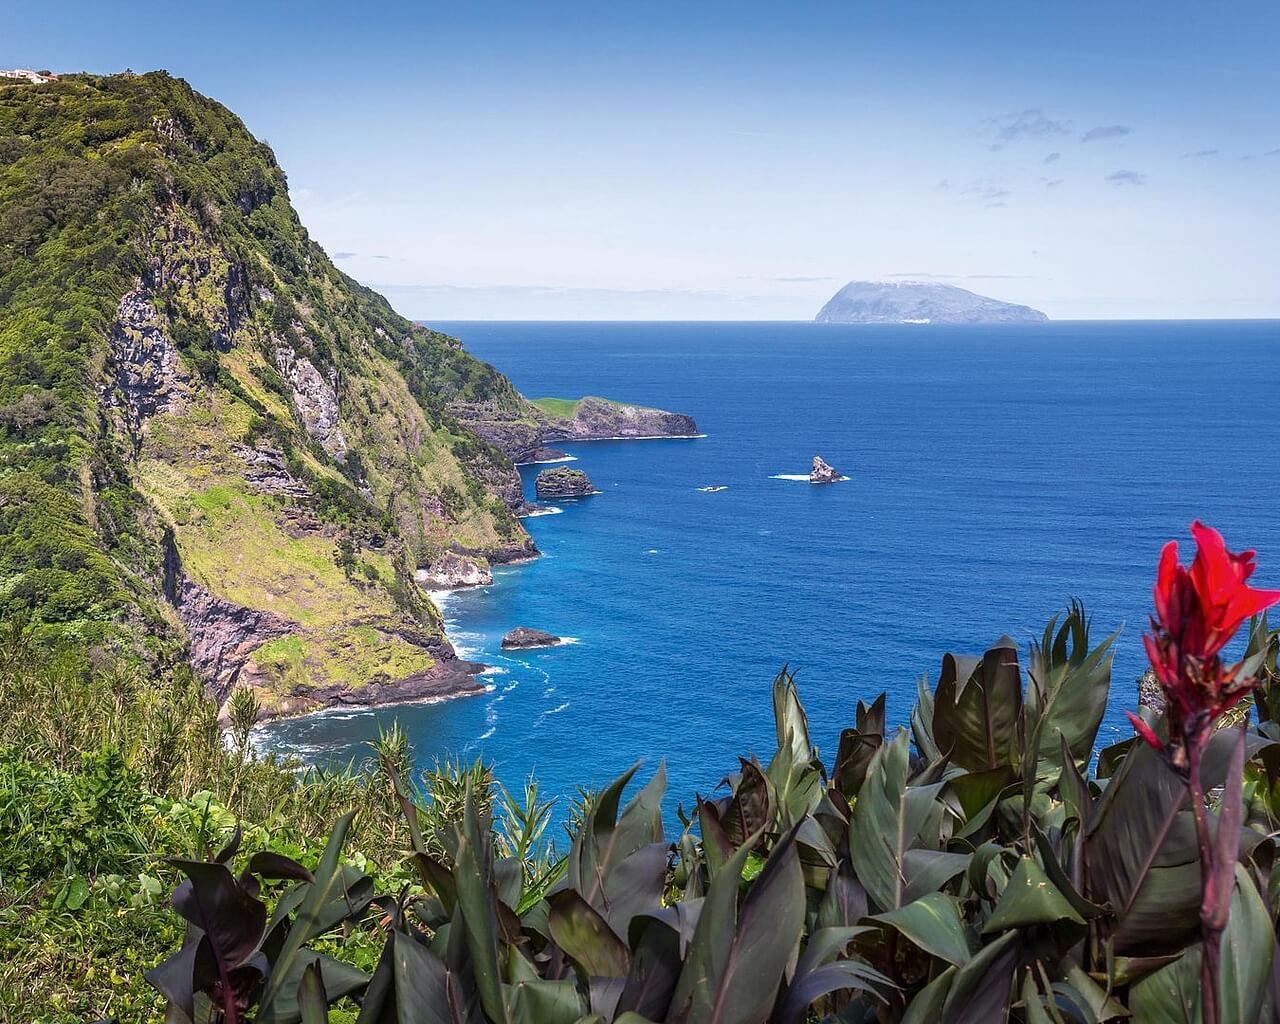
[8,602,1280,1022]
[529,396,582,419]
[0,70,536,712]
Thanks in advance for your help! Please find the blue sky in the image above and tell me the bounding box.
[7,2,1279,319]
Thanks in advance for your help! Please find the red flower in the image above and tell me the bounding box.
[1136,521,1280,752]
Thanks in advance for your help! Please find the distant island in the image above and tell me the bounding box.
[815,280,1049,325]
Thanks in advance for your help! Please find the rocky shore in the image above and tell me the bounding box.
[248,654,488,722]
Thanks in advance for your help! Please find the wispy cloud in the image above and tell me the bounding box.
[885,272,1036,281]
[1082,124,1132,143]
[332,251,358,260]
[961,179,1012,201]
[1182,149,1218,158]
[1106,169,1147,185]
[1042,178,1063,188]
[1044,152,1061,164]
[1266,148,1280,157]
[773,276,836,283]
[989,108,1072,144]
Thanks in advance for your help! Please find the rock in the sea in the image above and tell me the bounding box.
[536,466,595,498]
[810,456,843,484]
[521,446,571,464]
[501,626,562,649]
[415,550,493,589]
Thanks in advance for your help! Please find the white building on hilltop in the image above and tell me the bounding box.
[0,69,57,84]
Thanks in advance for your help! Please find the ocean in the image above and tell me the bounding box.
[255,320,1280,816]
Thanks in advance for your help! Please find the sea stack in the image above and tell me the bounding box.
[810,456,842,484]
[536,467,595,498]
[501,627,562,649]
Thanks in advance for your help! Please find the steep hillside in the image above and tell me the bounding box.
[0,71,642,718]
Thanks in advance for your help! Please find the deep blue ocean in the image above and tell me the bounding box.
[256,320,1280,815]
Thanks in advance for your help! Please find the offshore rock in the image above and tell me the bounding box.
[535,467,595,498]
[810,456,843,484]
[502,626,562,649]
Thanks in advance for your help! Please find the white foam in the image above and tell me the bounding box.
[544,701,570,716]
[516,454,578,465]
[697,485,729,492]
[523,505,563,517]
[769,473,813,481]
[570,433,706,441]
[556,636,580,645]
[479,665,509,676]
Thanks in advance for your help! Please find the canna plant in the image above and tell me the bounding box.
[149,528,1280,1024]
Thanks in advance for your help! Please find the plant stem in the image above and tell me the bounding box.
[1187,738,1221,1024]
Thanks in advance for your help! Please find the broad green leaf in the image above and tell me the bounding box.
[774,958,893,1024]
[1085,728,1259,952]
[849,730,943,911]
[267,953,369,1024]
[933,637,1023,772]
[901,967,955,1024]
[260,813,361,1022]
[1026,604,1118,766]
[940,929,1019,1023]
[297,961,327,1024]
[981,856,1085,934]
[507,979,584,1024]
[1128,865,1273,1024]
[547,890,631,979]
[454,791,509,1024]
[354,929,469,1024]
[668,828,805,1024]
[871,892,971,967]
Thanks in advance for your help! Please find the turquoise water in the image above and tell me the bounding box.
[256,320,1280,811]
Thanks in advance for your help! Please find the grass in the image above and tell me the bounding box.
[529,396,582,419]
[0,624,500,1022]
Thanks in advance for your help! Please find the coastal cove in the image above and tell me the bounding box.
[254,319,1280,808]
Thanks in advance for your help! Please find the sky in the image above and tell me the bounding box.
[7,2,1280,319]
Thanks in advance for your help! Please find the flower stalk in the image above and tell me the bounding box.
[1127,521,1280,1024]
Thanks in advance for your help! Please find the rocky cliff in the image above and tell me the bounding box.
[0,71,689,721]
[815,281,1048,325]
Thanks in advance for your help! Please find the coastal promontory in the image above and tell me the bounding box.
[815,281,1048,325]
[536,467,596,499]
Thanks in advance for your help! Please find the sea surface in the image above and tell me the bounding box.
[256,320,1280,817]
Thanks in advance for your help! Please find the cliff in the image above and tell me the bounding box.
[0,71,690,720]
[815,280,1048,325]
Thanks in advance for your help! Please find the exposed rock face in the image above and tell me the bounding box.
[274,345,349,457]
[810,456,843,484]
[502,626,562,649]
[161,531,293,703]
[1138,667,1167,715]
[536,467,595,498]
[415,551,493,589]
[260,654,487,720]
[520,447,572,464]
[233,444,310,498]
[544,396,699,445]
[104,284,191,443]
[815,281,1048,325]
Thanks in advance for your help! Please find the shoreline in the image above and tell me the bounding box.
[255,428,701,733]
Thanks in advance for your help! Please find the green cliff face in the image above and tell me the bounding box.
[0,71,533,714]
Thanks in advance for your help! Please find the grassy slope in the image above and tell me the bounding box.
[0,72,533,707]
